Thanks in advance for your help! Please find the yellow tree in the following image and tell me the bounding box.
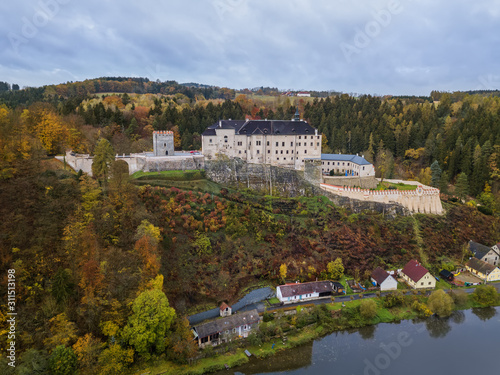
[279,263,287,282]
[33,110,69,154]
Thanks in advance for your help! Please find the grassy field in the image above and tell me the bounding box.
[376,181,417,191]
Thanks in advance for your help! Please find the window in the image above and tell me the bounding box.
[428,282,431,285]
[284,157,286,160]
[286,150,289,154]
[275,150,278,154]
[257,150,260,154]
[299,136,301,139]
[238,150,241,154]
[317,142,319,146]
[268,150,270,154]
[224,135,228,143]
[256,141,261,146]
[328,162,330,165]
[310,142,313,146]
[277,157,279,160]
[201,336,208,343]
[317,136,320,139]
[249,142,251,146]
[291,150,294,153]
[237,141,242,146]
[276,142,278,146]
[209,138,212,143]
[304,150,307,154]
[282,142,285,146]
[290,142,293,146]
[298,142,301,146]
[281,150,283,154]
[267,141,270,146]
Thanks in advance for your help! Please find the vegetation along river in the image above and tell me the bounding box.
[216,307,499,375]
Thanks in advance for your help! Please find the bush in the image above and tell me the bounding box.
[383,291,405,308]
[478,205,493,215]
[428,290,454,317]
[262,312,274,322]
[472,285,499,306]
[412,301,432,318]
[360,299,377,320]
[450,289,468,307]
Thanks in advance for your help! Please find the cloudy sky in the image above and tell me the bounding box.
[1,0,499,95]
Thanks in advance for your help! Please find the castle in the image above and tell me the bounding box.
[201,110,322,170]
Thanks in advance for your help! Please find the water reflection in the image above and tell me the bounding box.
[425,315,452,338]
[358,324,377,340]
[450,310,465,325]
[471,307,497,321]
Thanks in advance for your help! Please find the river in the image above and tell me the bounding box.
[216,307,499,375]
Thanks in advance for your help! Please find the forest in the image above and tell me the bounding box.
[1,78,500,374]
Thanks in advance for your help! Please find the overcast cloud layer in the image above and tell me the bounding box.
[1,0,500,95]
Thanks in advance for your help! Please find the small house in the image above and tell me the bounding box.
[276,281,334,304]
[220,302,232,317]
[439,269,454,281]
[469,240,500,266]
[371,267,398,291]
[400,260,436,289]
[193,309,260,348]
[466,258,500,282]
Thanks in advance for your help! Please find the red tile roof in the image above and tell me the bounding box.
[220,302,230,311]
[371,267,390,284]
[401,260,430,283]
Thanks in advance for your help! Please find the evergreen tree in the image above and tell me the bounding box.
[454,172,469,201]
[430,160,442,187]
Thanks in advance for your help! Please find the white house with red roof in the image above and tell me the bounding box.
[276,281,334,304]
[400,260,436,289]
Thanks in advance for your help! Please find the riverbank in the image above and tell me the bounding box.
[134,286,499,375]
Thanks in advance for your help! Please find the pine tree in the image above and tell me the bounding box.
[430,160,442,187]
[454,172,469,201]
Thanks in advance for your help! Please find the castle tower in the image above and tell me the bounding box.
[153,131,175,156]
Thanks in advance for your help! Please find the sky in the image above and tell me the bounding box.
[1,0,500,95]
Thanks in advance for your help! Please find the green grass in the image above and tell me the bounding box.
[376,182,417,191]
[131,169,205,181]
[268,297,280,304]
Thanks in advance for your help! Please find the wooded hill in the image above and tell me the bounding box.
[1,79,500,373]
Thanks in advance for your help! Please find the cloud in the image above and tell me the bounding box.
[1,0,499,95]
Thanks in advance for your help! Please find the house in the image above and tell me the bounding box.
[219,302,232,317]
[193,309,260,348]
[469,240,500,266]
[371,267,398,291]
[201,112,321,170]
[276,281,334,304]
[297,91,311,97]
[439,269,454,281]
[400,260,436,289]
[320,154,375,177]
[466,258,500,282]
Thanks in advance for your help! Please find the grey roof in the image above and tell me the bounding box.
[278,281,333,298]
[321,154,372,165]
[469,240,494,259]
[466,257,497,275]
[194,309,259,339]
[202,119,317,137]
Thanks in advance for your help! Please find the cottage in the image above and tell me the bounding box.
[469,240,500,266]
[371,267,398,291]
[466,258,500,282]
[400,260,436,289]
[193,309,260,348]
[219,302,232,317]
[332,281,345,294]
[276,281,334,304]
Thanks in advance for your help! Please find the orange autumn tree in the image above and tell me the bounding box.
[134,220,162,289]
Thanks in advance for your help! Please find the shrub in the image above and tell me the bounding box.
[428,290,454,317]
[383,291,405,308]
[450,289,468,307]
[412,301,432,318]
[359,299,377,320]
[472,285,499,306]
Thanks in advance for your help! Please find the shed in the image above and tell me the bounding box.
[439,269,454,281]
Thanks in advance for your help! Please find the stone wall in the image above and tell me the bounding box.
[322,175,378,189]
[320,183,443,215]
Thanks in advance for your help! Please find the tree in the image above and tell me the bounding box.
[125,118,138,137]
[430,160,441,187]
[16,349,49,375]
[359,299,377,320]
[472,284,499,306]
[72,334,104,375]
[454,172,469,201]
[92,138,115,190]
[122,284,176,359]
[43,313,78,350]
[97,344,134,375]
[279,263,287,282]
[427,290,454,317]
[48,346,78,375]
[327,258,344,280]
[51,268,74,304]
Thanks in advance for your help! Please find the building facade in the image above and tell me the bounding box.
[321,154,375,176]
[371,267,398,291]
[469,240,500,266]
[201,117,321,170]
[193,309,260,348]
[276,281,334,304]
[466,258,500,282]
[400,260,436,289]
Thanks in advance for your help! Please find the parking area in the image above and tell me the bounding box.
[453,272,483,285]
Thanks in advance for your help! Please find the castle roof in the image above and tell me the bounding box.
[321,154,372,165]
[202,119,317,137]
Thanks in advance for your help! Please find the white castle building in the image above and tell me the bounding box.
[321,154,375,177]
[201,111,321,170]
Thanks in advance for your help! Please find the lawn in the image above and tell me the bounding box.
[376,181,417,191]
